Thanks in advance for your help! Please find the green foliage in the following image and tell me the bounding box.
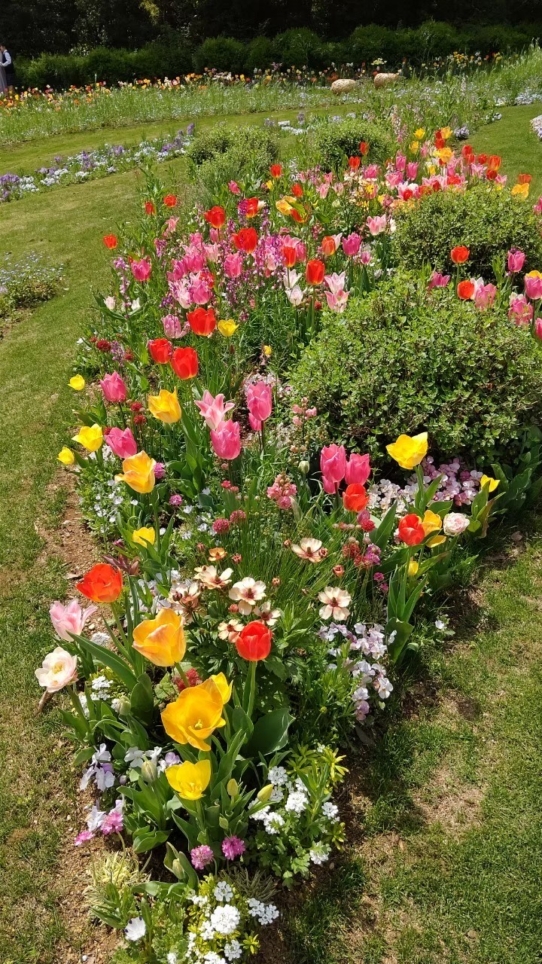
[313,117,395,171]
[193,36,246,74]
[392,183,542,279]
[272,28,325,68]
[187,124,279,197]
[290,272,542,466]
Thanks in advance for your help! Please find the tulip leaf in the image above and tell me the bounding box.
[130,673,155,725]
[70,633,139,691]
[372,503,397,549]
[132,829,170,853]
[243,707,292,756]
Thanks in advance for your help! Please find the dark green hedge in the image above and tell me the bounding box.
[16,22,542,90]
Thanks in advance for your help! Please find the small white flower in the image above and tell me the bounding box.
[125,917,146,942]
[228,576,266,615]
[264,811,285,834]
[435,619,446,631]
[310,845,330,866]
[209,904,240,936]
[322,801,339,821]
[166,954,178,964]
[285,790,309,814]
[268,765,289,786]
[224,939,243,961]
[125,747,146,767]
[203,954,226,964]
[318,586,351,621]
[214,881,234,902]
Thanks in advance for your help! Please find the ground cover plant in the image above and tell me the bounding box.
[27,107,542,964]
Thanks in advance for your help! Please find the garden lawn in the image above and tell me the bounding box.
[0,101,541,963]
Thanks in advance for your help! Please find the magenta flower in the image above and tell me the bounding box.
[169,494,183,507]
[194,390,235,431]
[525,273,542,300]
[222,836,246,860]
[105,427,138,459]
[210,420,242,460]
[320,443,346,486]
[190,844,214,870]
[74,830,95,846]
[507,248,526,273]
[130,258,152,282]
[100,372,127,403]
[246,382,273,422]
[50,599,97,642]
[101,808,124,835]
[224,253,244,279]
[345,453,371,485]
[427,271,451,289]
[535,318,542,340]
[162,314,182,338]
[342,232,361,257]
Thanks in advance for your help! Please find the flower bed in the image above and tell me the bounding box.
[38,126,542,963]
[0,252,64,328]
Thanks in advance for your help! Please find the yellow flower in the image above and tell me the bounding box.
[511,182,530,199]
[436,147,453,164]
[148,389,181,424]
[133,608,186,667]
[161,677,227,751]
[409,140,419,153]
[386,432,428,470]
[265,179,273,190]
[209,672,232,704]
[218,319,238,337]
[132,526,155,548]
[408,559,419,577]
[209,547,227,561]
[72,423,103,452]
[117,451,156,494]
[440,126,452,140]
[263,345,272,357]
[414,127,426,140]
[480,474,500,493]
[69,375,86,391]
[427,534,447,548]
[276,197,294,216]
[57,447,75,465]
[257,784,274,803]
[165,759,211,800]
[422,510,442,537]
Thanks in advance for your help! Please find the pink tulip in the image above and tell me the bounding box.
[224,253,244,279]
[100,372,127,403]
[535,318,542,340]
[342,232,362,257]
[50,599,97,642]
[162,314,182,338]
[246,382,273,422]
[249,414,262,432]
[366,215,387,236]
[406,161,418,180]
[524,274,542,300]
[210,420,242,460]
[130,258,152,282]
[534,196,542,215]
[507,248,526,273]
[320,443,346,485]
[194,390,235,431]
[395,153,407,172]
[508,294,533,326]
[105,427,138,459]
[345,453,371,485]
[228,180,241,195]
[428,271,451,289]
[474,282,497,310]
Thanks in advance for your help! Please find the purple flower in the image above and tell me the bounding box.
[222,836,246,860]
[74,830,95,846]
[190,844,214,870]
[154,462,166,480]
[169,494,183,507]
[101,808,124,835]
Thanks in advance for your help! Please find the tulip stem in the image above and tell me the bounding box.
[175,662,190,688]
[244,661,257,719]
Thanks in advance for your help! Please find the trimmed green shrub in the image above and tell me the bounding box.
[245,37,275,73]
[392,184,542,279]
[187,125,279,198]
[272,29,324,68]
[289,272,542,466]
[193,37,246,74]
[187,125,278,169]
[313,118,395,171]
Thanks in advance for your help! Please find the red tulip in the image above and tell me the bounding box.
[163,194,178,207]
[76,563,123,603]
[270,164,283,178]
[291,183,303,198]
[187,307,217,336]
[144,200,156,215]
[343,483,369,512]
[282,245,297,268]
[457,280,475,300]
[398,514,425,546]
[359,141,369,155]
[244,198,260,218]
[235,621,272,661]
[348,156,361,171]
[204,206,226,229]
[232,227,259,253]
[171,346,199,379]
[306,259,325,285]
[450,246,470,264]
[103,234,118,249]
[148,338,173,364]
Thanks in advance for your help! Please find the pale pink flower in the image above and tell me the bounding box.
[229,577,266,615]
[474,282,497,310]
[508,294,533,326]
[218,619,244,643]
[428,271,451,289]
[246,382,273,422]
[105,427,138,459]
[318,586,352,621]
[291,538,326,563]
[325,289,349,312]
[162,314,182,338]
[223,253,244,278]
[254,601,282,626]
[194,565,233,590]
[50,599,97,641]
[194,390,235,431]
[443,512,470,536]
[366,215,387,236]
[35,646,78,692]
[525,273,542,300]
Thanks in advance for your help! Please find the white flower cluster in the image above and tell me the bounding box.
[320,621,393,721]
[184,880,279,964]
[247,898,280,926]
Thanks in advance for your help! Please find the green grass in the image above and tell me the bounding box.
[0,101,542,963]
[470,104,542,196]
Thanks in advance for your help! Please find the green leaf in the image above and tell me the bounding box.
[243,707,292,756]
[70,633,138,691]
[130,673,154,725]
[132,829,170,853]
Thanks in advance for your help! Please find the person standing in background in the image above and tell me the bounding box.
[0,46,15,95]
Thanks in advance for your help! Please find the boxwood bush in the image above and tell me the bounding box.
[289,272,542,466]
[187,125,279,198]
[313,118,395,172]
[392,184,542,279]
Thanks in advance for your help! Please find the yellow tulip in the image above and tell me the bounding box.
[276,198,294,216]
[132,526,156,548]
[57,447,75,465]
[218,319,238,337]
[440,126,452,140]
[436,147,453,164]
[511,182,529,200]
[161,677,227,751]
[386,432,428,470]
[257,784,274,803]
[480,474,500,493]
[414,128,426,140]
[409,140,419,153]
[69,375,86,391]
[117,451,156,494]
[265,179,273,190]
[72,423,103,452]
[427,534,447,548]
[165,759,211,800]
[408,559,419,577]
[133,608,186,667]
[209,672,232,704]
[422,510,442,537]
[148,389,182,424]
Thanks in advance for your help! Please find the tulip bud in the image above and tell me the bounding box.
[140,758,158,783]
[257,784,274,803]
[115,696,131,717]
[298,460,310,475]
[171,858,184,880]
[227,778,239,798]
